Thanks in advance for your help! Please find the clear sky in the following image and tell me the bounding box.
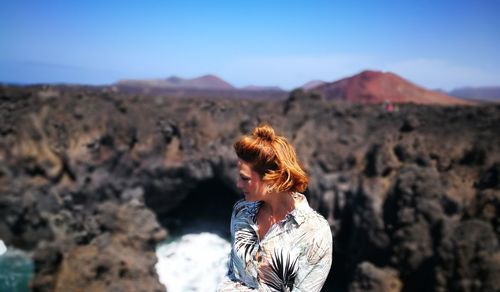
[1,0,499,90]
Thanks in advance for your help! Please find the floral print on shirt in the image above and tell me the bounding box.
[218,193,333,292]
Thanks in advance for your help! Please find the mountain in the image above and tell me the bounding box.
[113,74,287,100]
[241,85,284,91]
[116,74,234,90]
[308,70,470,105]
[448,86,500,102]
[301,80,326,91]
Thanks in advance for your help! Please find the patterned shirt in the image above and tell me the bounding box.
[218,193,333,292]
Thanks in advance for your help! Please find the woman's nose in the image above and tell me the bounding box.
[236,178,243,189]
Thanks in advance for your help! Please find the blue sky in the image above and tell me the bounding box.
[1,0,499,90]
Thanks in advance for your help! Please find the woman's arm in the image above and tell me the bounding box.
[218,200,258,291]
[293,224,333,292]
[218,276,257,292]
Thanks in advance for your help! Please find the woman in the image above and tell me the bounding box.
[218,123,333,292]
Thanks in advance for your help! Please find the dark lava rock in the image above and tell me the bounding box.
[349,261,402,292]
[435,219,500,292]
[477,163,500,190]
[400,115,419,132]
[1,85,500,291]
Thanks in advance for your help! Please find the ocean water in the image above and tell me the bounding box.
[155,232,231,292]
[0,240,34,292]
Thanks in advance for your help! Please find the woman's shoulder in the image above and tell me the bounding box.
[293,193,330,227]
[232,199,247,214]
[294,195,331,235]
[303,210,331,233]
[231,199,261,218]
[300,210,333,251]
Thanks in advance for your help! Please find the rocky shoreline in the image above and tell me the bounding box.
[1,85,499,291]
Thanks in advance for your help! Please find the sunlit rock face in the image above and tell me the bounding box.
[1,85,499,291]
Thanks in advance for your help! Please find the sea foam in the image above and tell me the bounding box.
[0,240,6,256]
[155,232,231,292]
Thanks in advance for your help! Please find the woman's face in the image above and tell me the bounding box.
[237,159,268,202]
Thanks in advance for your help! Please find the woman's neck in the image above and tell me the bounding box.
[261,191,297,219]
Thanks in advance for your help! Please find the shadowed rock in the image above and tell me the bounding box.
[349,262,402,292]
[0,85,499,291]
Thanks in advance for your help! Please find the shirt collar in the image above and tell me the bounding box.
[245,192,311,226]
[286,192,310,226]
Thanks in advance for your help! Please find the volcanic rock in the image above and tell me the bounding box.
[309,70,471,105]
[1,85,499,291]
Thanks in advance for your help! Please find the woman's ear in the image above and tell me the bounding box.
[264,182,273,195]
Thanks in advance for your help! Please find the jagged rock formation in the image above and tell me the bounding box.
[1,84,499,291]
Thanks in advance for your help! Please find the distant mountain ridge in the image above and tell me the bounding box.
[448,86,500,102]
[241,85,283,91]
[306,70,470,105]
[113,74,287,100]
[114,71,492,104]
[301,80,326,91]
[116,75,288,93]
[116,74,234,90]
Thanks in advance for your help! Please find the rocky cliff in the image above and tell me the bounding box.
[1,85,499,291]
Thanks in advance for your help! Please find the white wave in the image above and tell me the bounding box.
[155,232,231,292]
[0,240,6,256]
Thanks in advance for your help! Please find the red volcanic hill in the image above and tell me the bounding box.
[308,70,471,105]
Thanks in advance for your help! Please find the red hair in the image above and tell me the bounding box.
[233,123,308,193]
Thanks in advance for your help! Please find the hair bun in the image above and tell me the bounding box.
[252,124,275,142]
